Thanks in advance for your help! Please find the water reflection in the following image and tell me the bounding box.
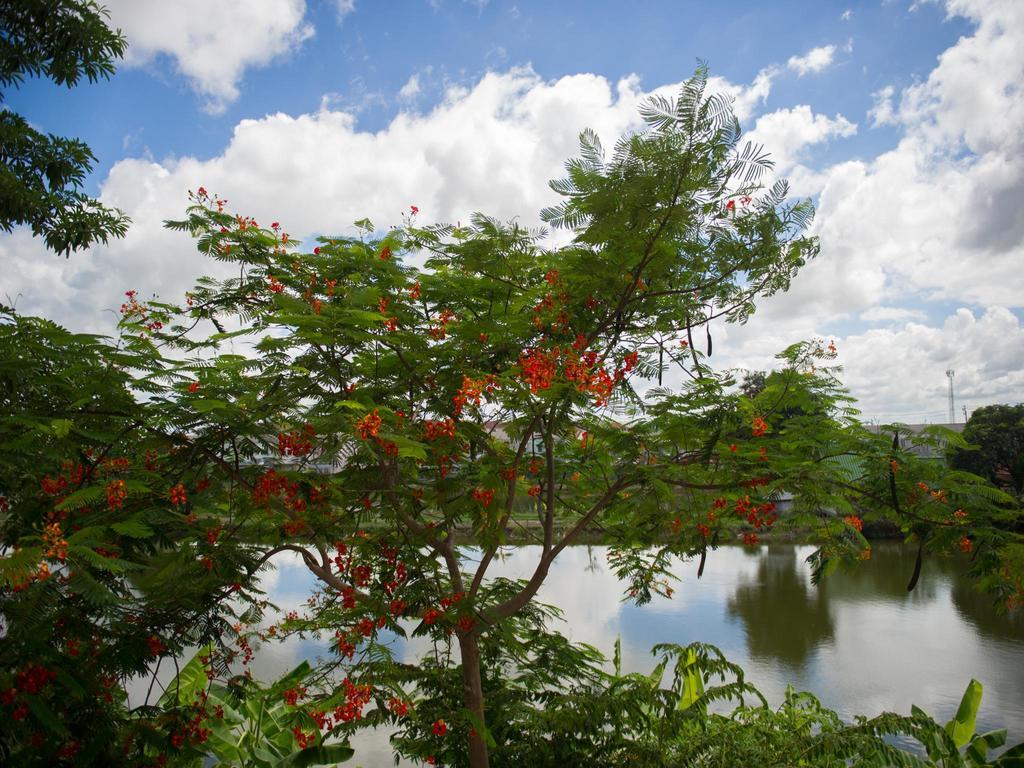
[727,545,834,668]
[142,541,1024,763]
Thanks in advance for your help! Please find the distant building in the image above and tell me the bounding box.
[866,423,964,461]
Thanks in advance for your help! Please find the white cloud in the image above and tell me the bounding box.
[398,73,421,100]
[810,0,1024,311]
[745,105,857,174]
[681,0,1024,419]
[334,0,356,20]
[858,306,927,323]
[103,0,315,113]
[787,45,837,76]
[5,0,1024,420]
[708,67,777,122]
[841,9,853,20]
[868,85,897,126]
[2,66,787,335]
[839,307,1024,422]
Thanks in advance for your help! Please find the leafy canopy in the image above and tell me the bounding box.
[0,1,130,255]
[2,66,1023,767]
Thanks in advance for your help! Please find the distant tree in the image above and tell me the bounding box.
[952,404,1024,501]
[739,370,766,399]
[0,0,130,256]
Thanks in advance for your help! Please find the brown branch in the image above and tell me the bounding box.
[487,477,632,622]
[469,414,543,598]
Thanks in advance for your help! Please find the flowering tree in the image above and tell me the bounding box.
[2,67,1022,767]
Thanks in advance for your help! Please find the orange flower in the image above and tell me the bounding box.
[356,409,382,440]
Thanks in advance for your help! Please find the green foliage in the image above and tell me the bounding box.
[951,404,1024,501]
[0,1,130,255]
[2,64,1022,768]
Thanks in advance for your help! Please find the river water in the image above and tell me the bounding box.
[171,541,1024,765]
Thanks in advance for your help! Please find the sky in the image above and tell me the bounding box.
[3,0,1023,424]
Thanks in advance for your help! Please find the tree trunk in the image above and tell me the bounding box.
[457,631,490,768]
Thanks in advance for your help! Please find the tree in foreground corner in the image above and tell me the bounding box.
[0,1,129,256]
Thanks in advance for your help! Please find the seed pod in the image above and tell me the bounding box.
[697,546,707,579]
[706,325,713,357]
[906,542,923,592]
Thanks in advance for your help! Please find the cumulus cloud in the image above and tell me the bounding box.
[2,66,782,335]
[839,307,1024,421]
[787,45,837,76]
[693,0,1024,419]
[811,0,1024,310]
[745,105,857,174]
[103,0,315,113]
[398,73,422,101]
[868,85,897,127]
[858,306,927,323]
[708,67,777,123]
[4,0,1023,420]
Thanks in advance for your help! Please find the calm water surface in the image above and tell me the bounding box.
[150,542,1024,765]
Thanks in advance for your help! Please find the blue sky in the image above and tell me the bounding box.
[11,1,968,184]
[3,0,1022,422]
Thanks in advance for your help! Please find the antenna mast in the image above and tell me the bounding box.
[946,369,955,423]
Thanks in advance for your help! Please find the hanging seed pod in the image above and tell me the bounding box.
[697,546,707,579]
[706,325,713,357]
[906,542,923,592]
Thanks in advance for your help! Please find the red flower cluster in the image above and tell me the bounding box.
[106,479,127,510]
[432,719,448,736]
[471,487,494,507]
[3,664,56,721]
[844,515,863,532]
[453,375,498,416]
[752,416,768,437]
[267,276,285,293]
[743,532,759,547]
[960,536,973,553]
[429,309,456,340]
[148,635,166,657]
[278,424,315,456]
[39,522,68,565]
[734,496,777,530]
[356,409,382,440]
[283,686,307,706]
[422,418,457,441]
[518,347,559,393]
[188,381,200,393]
[169,484,187,505]
[334,678,373,723]
[387,696,410,716]
[291,726,314,749]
